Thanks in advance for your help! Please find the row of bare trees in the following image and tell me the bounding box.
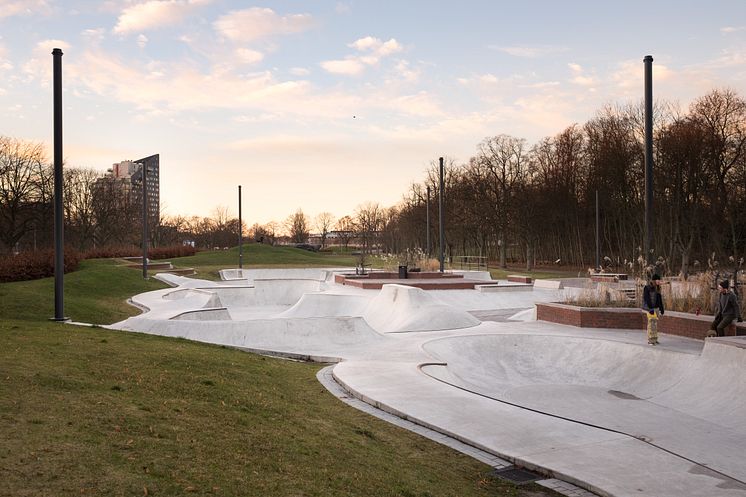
[380,88,746,276]
[0,136,141,253]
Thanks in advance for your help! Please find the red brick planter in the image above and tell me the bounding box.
[536,302,644,329]
[536,303,746,340]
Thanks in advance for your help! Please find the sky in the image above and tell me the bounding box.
[1,0,746,226]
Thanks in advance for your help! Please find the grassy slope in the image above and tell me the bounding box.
[0,251,560,496]
[174,244,357,280]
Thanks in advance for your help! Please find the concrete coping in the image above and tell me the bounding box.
[169,307,229,320]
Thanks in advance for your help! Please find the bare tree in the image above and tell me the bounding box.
[335,215,356,249]
[0,136,48,252]
[315,212,335,248]
[354,202,384,253]
[286,209,309,243]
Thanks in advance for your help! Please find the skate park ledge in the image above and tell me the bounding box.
[536,302,746,340]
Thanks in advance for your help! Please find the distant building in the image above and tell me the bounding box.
[107,154,160,223]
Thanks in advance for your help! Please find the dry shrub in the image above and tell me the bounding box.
[84,246,139,259]
[564,282,634,308]
[148,245,196,260]
[0,249,81,283]
[664,271,718,314]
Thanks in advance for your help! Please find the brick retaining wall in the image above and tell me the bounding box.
[536,303,746,340]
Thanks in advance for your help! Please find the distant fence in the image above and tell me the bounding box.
[454,255,488,270]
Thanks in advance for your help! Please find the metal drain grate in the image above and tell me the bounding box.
[490,466,543,484]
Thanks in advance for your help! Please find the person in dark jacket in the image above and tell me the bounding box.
[707,280,743,337]
[642,273,665,345]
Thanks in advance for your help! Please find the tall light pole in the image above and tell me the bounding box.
[425,185,431,257]
[595,189,600,271]
[238,185,243,269]
[51,48,67,321]
[643,55,654,267]
[438,157,445,273]
[141,161,148,279]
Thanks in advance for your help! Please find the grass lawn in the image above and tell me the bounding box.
[173,244,358,280]
[0,251,562,496]
[486,266,584,281]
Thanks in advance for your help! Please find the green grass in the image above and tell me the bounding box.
[486,266,583,281]
[0,258,167,323]
[0,255,561,496]
[172,244,358,280]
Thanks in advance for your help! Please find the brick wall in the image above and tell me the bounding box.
[536,303,746,340]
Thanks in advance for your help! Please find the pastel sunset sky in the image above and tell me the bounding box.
[1,0,746,224]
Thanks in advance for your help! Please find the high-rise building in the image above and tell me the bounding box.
[108,154,160,223]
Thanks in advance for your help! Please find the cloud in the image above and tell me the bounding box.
[68,49,368,119]
[235,48,264,64]
[394,60,419,83]
[388,91,444,117]
[213,7,313,43]
[22,39,71,85]
[490,44,568,58]
[321,36,403,76]
[706,48,746,69]
[335,2,351,14]
[610,59,674,89]
[721,26,746,33]
[320,58,365,76]
[567,62,598,86]
[81,28,106,44]
[289,67,310,76]
[0,0,50,19]
[349,36,403,58]
[137,34,148,48]
[113,0,211,34]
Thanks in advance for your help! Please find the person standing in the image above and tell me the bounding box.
[642,274,665,345]
[707,280,743,337]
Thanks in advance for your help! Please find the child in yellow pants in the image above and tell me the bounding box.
[642,274,664,346]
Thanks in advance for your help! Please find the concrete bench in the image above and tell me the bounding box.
[507,275,533,284]
[534,279,563,290]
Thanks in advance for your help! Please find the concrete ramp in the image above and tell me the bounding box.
[193,286,255,307]
[363,284,480,333]
[154,273,217,288]
[279,293,371,318]
[422,334,746,484]
[253,278,323,306]
[115,315,384,358]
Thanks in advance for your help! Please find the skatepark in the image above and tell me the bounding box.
[112,268,746,497]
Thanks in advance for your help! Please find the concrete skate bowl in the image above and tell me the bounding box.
[253,278,324,306]
[422,334,746,483]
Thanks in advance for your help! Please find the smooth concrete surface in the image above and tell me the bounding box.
[110,267,746,497]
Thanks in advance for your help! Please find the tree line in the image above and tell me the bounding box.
[3,87,745,278]
[380,88,746,277]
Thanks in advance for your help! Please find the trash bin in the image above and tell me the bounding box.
[398,265,408,279]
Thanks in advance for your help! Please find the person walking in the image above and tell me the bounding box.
[642,274,665,345]
[707,280,743,337]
